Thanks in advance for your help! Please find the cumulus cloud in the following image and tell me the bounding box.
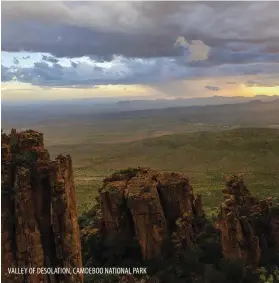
[174,36,210,62]
[2,57,279,88]
[174,36,189,48]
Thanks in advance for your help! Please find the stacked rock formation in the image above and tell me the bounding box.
[1,129,83,283]
[99,168,205,259]
[218,175,279,266]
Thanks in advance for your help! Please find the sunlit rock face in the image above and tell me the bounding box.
[99,168,205,259]
[1,129,83,283]
[218,175,279,266]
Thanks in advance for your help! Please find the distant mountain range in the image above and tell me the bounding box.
[2,95,279,109]
[2,95,279,129]
[115,95,279,110]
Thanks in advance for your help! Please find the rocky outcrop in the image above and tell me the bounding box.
[1,129,83,283]
[99,168,205,259]
[218,175,279,266]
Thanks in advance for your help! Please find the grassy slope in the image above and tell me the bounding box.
[47,127,279,214]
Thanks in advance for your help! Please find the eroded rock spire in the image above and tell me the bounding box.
[1,129,83,283]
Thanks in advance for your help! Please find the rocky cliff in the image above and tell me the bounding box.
[218,175,279,266]
[98,168,205,260]
[1,129,83,283]
[3,128,279,283]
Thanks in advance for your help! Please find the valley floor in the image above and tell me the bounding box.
[45,127,279,215]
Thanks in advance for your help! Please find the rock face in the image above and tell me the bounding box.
[218,175,279,266]
[1,129,83,283]
[99,168,205,259]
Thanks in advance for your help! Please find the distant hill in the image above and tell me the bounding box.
[2,97,279,133]
[2,95,278,126]
[115,95,279,110]
[99,98,279,127]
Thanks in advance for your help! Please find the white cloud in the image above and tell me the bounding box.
[175,37,210,62]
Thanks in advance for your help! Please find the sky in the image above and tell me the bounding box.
[1,1,279,101]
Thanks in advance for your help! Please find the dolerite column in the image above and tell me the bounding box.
[14,166,46,283]
[50,155,83,283]
[1,160,23,283]
[1,129,84,283]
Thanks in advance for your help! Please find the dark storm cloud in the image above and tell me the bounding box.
[1,22,182,59]
[2,2,279,60]
[2,2,279,87]
[89,55,116,63]
[205,86,222,91]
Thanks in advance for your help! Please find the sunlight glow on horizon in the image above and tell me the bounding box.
[1,75,279,101]
[1,82,160,101]
[249,86,279,96]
